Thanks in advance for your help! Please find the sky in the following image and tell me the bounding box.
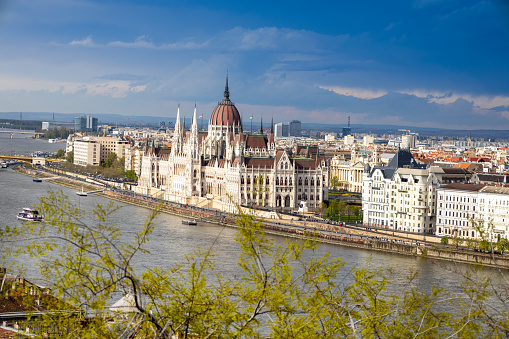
[0,0,508,129]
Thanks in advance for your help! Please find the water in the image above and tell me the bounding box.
[0,128,64,156]
[0,136,506,299]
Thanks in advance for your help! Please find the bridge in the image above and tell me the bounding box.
[0,130,36,134]
[0,155,64,163]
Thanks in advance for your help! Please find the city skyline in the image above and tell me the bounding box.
[0,0,508,129]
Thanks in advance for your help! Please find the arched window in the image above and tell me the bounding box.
[311,178,314,186]
[285,177,288,185]
[241,176,245,184]
[304,178,308,185]
[289,178,292,185]
[285,163,288,169]
[247,176,251,185]
[276,177,280,185]
[266,176,270,185]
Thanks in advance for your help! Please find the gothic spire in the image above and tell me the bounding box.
[260,116,263,134]
[224,73,230,100]
[270,116,274,135]
[174,104,181,133]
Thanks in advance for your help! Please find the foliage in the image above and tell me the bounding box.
[41,127,72,140]
[66,150,74,163]
[441,236,449,246]
[330,175,340,190]
[55,149,66,159]
[452,237,463,249]
[1,191,509,338]
[125,170,138,182]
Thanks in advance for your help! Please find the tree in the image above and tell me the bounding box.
[125,170,138,182]
[55,149,66,159]
[103,153,117,168]
[465,238,475,250]
[1,191,509,338]
[452,237,463,249]
[441,235,449,246]
[66,150,74,163]
[330,175,340,190]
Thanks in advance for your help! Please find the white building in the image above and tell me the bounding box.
[362,149,473,234]
[136,78,329,213]
[436,184,509,240]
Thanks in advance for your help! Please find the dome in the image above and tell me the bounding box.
[209,76,242,127]
[364,163,371,173]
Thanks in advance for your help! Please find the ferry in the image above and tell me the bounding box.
[182,219,197,226]
[17,208,44,222]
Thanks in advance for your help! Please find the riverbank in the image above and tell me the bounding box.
[13,165,509,270]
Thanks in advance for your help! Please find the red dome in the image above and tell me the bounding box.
[209,77,242,127]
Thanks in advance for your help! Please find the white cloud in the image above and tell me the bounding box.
[319,85,388,99]
[399,89,509,109]
[69,36,95,47]
[0,75,146,98]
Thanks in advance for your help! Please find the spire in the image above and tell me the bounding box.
[192,103,198,131]
[270,116,274,135]
[260,116,263,134]
[183,115,186,130]
[174,104,181,133]
[224,72,230,100]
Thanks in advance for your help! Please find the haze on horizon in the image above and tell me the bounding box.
[0,0,508,130]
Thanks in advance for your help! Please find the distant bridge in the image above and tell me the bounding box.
[0,130,36,134]
[0,155,64,163]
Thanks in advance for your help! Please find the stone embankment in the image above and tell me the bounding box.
[14,165,509,270]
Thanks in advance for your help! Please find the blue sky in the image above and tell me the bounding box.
[0,0,508,129]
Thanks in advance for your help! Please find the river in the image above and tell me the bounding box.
[0,134,506,299]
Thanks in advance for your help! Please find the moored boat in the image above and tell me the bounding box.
[17,208,44,222]
[33,178,42,182]
[182,219,197,226]
[76,185,88,196]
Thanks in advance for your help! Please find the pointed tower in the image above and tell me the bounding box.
[189,103,200,159]
[172,104,182,156]
[260,117,263,134]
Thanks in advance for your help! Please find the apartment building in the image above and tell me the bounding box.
[362,149,473,234]
[72,136,130,166]
[436,184,509,240]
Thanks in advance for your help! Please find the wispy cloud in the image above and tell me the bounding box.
[399,90,509,109]
[68,36,96,47]
[319,86,388,100]
[0,76,146,98]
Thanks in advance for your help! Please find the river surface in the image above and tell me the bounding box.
[0,135,506,299]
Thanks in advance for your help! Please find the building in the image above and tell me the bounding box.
[275,122,289,138]
[73,139,100,166]
[75,115,98,133]
[401,134,417,149]
[330,147,381,193]
[289,120,301,137]
[436,184,509,240]
[135,78,329,212]
[41,121,75,131]
[72,136,130,166]
[362,149,473,234]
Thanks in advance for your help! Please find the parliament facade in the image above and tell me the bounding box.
[135,78,329,213]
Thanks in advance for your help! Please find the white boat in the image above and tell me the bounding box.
[17,208,44,222]
[182,219,197,226]
[0,163,7,168]
[77,185,88,196]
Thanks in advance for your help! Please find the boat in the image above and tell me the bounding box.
[0,163,7,168]
[182,219,197,226]
[17,208,44,222]
[33,178,43,182]
[76,185,88,196]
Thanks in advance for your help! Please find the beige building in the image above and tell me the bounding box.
[330,147,381,193]
[73,139,100,166]
[72,136,129,166]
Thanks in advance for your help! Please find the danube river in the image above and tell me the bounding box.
[0,131,506,297]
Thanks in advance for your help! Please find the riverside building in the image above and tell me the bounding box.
[135,78,329,213]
